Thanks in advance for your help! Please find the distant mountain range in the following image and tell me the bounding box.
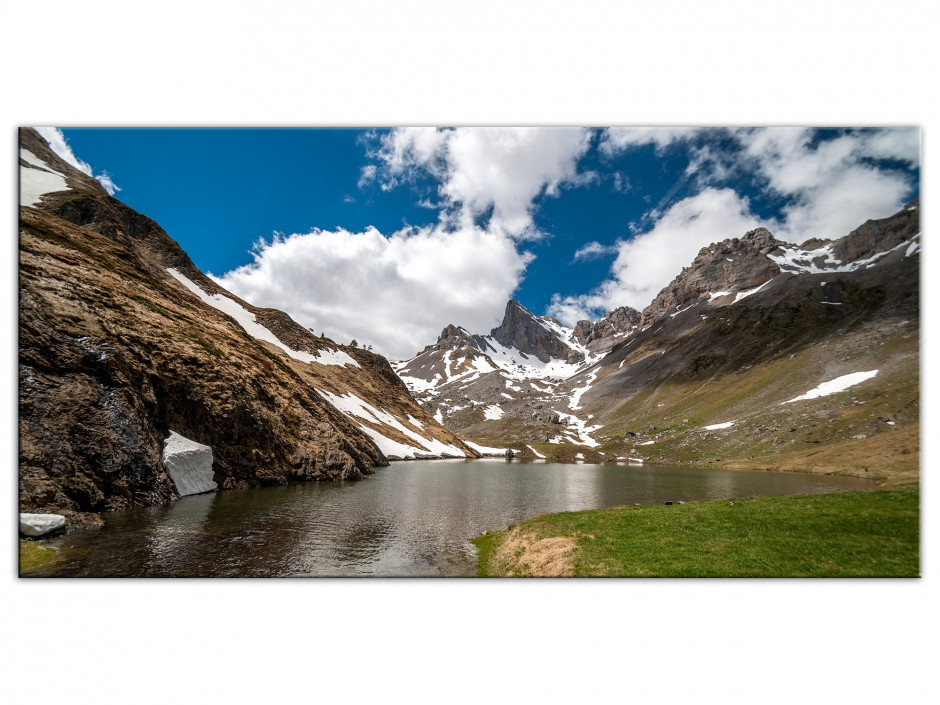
[395,197,920,480]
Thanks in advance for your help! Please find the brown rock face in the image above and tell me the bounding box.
[571,306,641,354]
[640,227,784,326]
[830,198,920,263]
[490,300,572,363]
[18,128,474,519]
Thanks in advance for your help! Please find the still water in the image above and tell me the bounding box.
[29,459,872,577]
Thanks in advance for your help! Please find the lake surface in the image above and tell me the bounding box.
[28,460,873,577]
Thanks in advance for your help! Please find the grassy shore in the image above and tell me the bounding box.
[19,540,58,574]
[471,486,919,577]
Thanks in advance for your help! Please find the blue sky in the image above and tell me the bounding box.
[53,126,919,358]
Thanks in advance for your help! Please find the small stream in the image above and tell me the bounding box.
[27,459,873,577]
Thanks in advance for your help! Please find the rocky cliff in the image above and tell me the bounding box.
[572,305,641,354]
[19,128,477,524]
[490,300,576,363]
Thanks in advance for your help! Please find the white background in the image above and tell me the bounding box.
[2,2,936,703]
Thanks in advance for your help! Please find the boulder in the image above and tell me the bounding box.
[20,513,66,537]
[162,431,217,496]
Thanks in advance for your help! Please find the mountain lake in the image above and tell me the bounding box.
[25,459,873,577]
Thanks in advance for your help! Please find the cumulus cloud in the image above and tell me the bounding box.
[214,223,533,360]
[547,188,764,324]
[550,127,919,323]
[734,127,918,240]
[599,126,701,156]
[215,127,602,359]
[368,127,594,238]
[35,126,122,195]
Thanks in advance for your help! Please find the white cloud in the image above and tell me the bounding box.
[35,127,93,175]
[573,241,616,261]
[357,164,377,188]
[611,171,631,193]
[369,127,594,238]
[599,127,701,156]
[214,223,533,360]
[735,127,918,240]
[215,127,601,359]
[547,188,764,324]
[551,127,918,322]
[93,170,121,196]
[35,126,123,195]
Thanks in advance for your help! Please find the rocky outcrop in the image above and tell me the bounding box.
[19,128,476,521]
[641,227,783,326]
[431,324,491,354]
[572,305,641,354]
[830,198,919,263]
[490,300,572,363]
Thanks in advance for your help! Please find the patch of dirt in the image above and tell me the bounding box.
[493,526,579,577]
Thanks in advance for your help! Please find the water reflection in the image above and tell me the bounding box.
[29,460,872,578]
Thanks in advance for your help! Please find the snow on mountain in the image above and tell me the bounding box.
[20,148,72,206]
[394,199,920,456]
[392,299,641,448]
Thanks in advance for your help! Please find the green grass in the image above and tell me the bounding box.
[19,540,58,574]
[472,488,919,577]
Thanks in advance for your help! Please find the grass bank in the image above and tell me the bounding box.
[471,487,919,577]
[19,540,58,574]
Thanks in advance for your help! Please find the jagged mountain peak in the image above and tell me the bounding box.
[490,298,574,363]
[640,201,920,327]
[572,305,641,353]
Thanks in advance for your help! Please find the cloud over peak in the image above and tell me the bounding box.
[366,127,595,238]
[215,222,533,360]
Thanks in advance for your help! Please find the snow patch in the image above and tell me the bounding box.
[20,149,71,206]
[162,431,217,496]
[19,513,66,537]
[732,280,770,303]
[465,440,510,457]
[317,389,467,459]
[167,268,359,367]
[782,370,879,404]
[526,444,546,458]
[483,405,505,420]
[703,421,735,430]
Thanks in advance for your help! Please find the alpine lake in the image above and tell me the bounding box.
[26,459,872,577]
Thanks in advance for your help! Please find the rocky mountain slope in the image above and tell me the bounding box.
[392,300,640,447]
[19,128,478,524]
[400,200,920,483]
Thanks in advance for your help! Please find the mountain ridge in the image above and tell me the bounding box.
[396,198,919,480]
[19,128,481,525]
